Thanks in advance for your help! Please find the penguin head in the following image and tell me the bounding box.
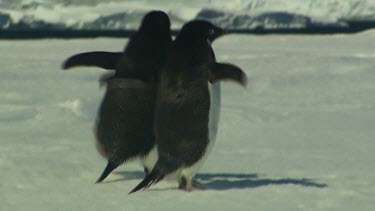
[139,10,171,34]
[177,20,227,43]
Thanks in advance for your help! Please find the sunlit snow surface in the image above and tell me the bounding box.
[1,32,375,210]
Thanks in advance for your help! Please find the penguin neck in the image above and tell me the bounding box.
[175,34,207,46]
[138,26,171,40]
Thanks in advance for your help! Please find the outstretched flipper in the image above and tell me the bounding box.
[208,63,248,87]
[62,51,122,70]
[95,162,120,183]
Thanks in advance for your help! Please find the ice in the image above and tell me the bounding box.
[1,30,375,210]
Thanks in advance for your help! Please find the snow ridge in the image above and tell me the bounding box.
[0,0,374,30]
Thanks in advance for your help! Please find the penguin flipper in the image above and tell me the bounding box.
[62,51,122,70]
[208,62,248,87]
[95,162,119,183]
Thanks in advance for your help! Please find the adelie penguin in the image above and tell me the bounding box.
[62,11,172,183]
[129,20,248,194]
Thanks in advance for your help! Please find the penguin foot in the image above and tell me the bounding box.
[178,177,205,191]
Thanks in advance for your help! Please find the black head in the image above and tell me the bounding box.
[177,20,226,43]
[139,10,171,34]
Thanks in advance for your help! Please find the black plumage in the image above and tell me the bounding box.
[62,11,172,183]
[130,20,247,194]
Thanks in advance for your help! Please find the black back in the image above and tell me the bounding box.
[95,11,171,168]
[154,20,224,170]
[129,20,248,194]
[114,11,172,81]
[96,79,156,164]
[63,11,172,183]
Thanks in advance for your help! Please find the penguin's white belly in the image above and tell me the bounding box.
[140,146,158,171]
[181,82,221,179]
[208,82,221,151]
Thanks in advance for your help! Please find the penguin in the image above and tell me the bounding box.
[62,10,172,183]
[129,20,248,194]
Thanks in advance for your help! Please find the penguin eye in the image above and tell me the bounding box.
[209,28,215,35]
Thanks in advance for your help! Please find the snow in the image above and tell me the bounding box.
[1,0,375,30]
[1,31,375,210]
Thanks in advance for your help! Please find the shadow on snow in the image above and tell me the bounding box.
[107,171,327,189]
[195,173,327,190]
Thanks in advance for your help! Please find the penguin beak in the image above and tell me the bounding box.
[218,28,228,36]
[211,27,227,43]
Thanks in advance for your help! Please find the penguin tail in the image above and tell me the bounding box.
[129,158,179,194]
[95,162,119,184]
[129,168,165,194]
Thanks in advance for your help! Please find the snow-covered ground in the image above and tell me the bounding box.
[1,31,375,210]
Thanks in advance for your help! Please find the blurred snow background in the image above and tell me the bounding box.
[1,31,375,211]
[1,0,375,30]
